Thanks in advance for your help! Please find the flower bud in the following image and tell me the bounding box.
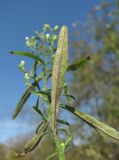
[52,54,55,58]
[19,60,25,68]
[61,142,65,148]
[24,73,30,80]
[46,34,50,41]
[64,82,67,87]
[43,24,50,30]
[53,25,59,32]
[52,35,57,42]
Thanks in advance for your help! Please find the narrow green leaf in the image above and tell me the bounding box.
[46,72,52,80]
[13,120,48,157]
[67,56,91,71]
[12,84,35,119]
[33,98,47,121]
[57,119,70,126]
[30,60,37,78]
[10,51,44,64]
[35,121,48,134]
[32,90,51,103]
[25,121,48,153]
[51,26,68,135]
[35,122,44,134]
[33,106,46,121]
[13,71,46,119]
[60,104,119,142]
[64,94,76,101]
[64,135,73,149]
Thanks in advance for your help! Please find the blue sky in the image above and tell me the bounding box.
[0,0,102,144]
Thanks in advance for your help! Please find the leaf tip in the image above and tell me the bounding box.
[10,51,14,54]
[12,114,16,119]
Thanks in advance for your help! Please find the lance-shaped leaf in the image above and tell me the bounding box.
[48,56,91,78]
[57,119,70,126]
[12,85,35,119]
[14,121,48,157]
[67,56,91,71]
[24,121,48,153]
[32,97,47,121]
[64,94,76,103]
[10,51,44,64]
[12,73,44,119]
[60,104,119,141]
[50,26,68,133]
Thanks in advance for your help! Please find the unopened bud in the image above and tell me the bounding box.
[52,55,55,58]
[53,25,59,32]
[61,143,65,147]
[43,24,50,30]
[19,60,25,68]
[52,35,57,42]
[24,73,30,80]
[46,34,50,40]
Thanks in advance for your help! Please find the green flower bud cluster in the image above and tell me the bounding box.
[24,72,31,86]
[21,24,59,88]
[25,24,59,58]
[25,36,37,48]
[19,60,32,86]
[45,33,51,41]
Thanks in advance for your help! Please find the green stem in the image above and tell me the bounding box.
[54,136,65,160]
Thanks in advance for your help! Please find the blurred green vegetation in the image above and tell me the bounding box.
[0,0,119,159]
[71,0,119,159]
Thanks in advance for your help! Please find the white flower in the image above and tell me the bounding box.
[25,37,29,40]
[19,60,25,68]
[21,60,25,65]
